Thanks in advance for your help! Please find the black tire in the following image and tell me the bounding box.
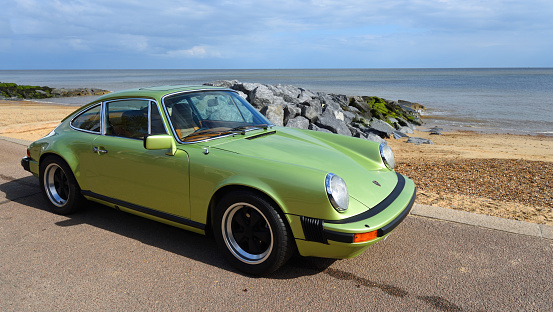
[39,156,85,215]
[213,191,294,275]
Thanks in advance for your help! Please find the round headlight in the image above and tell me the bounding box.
[380,143,395,170]
[325,173,349,212]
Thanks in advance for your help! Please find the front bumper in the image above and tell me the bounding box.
[291,173,416,259]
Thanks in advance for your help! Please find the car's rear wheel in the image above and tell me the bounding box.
[213,191,294,275]
[39,156,85,214]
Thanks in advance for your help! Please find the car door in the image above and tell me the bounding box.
[88,99,191,219]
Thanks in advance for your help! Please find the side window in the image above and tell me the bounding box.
[71,104,102,133]
[150,102,168,135]
[106,100,149,139]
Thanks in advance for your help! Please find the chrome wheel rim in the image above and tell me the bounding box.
[44,163,70,207]
[222,203,274,264]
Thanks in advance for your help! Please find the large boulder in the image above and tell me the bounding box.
[203,80,238,88]
[316,92,341,110]
[395,100,424,125]
[392,130,409,139]
[330,94,349,107]
[250,85,276,109]
[301,99,323,122]
[364,132,387,144]
[298,88,316,103]
[236,90,248,100]
[429,126,443,135]
[315,108,352,136]
[308,123,334,134]
[368,119,396,138]
[398,126,414,134]
[284,104,302,125]
[286,116,310,129]
[268,84,301,104]
[260,104,284,126]
[342,110,356,124]
[349,126,386,144]
[349,96,372,118]
[406,137,433,145]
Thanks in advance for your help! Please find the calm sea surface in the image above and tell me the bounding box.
[1,68,552,135]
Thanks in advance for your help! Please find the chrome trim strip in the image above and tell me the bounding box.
[148,101,152,134]
[100,101,105,135]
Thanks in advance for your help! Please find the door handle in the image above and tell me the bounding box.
[93,147,108,154]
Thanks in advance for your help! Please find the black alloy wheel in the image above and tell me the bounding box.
[39,156,85,214]
[213,191,294,275]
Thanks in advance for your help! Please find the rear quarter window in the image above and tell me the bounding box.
[71,104,101,133]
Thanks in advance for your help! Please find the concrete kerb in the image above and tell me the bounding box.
[1,136,551,240]
[412,204,553,240]
[0,136,33,146]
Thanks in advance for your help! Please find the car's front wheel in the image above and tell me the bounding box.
[39,156,85,215]
[213,191,294,275]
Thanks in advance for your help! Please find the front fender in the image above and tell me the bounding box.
[187,146,342,225]
[297,128,386,170]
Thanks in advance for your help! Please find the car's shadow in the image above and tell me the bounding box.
[0,177,335,278]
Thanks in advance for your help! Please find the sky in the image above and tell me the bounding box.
[1,0,553,69]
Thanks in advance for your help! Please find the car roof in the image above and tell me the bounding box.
[90,85,230,104]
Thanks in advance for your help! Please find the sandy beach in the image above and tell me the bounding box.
[0,100,78,141]
[2,99,552,225]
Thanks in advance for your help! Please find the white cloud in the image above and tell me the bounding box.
[2,0,553,68]
[162,46,222,58]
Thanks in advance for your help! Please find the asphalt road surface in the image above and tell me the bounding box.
[1,139,552,311]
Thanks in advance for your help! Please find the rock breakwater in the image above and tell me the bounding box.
[205,80,425,144]
[0,82,110,100]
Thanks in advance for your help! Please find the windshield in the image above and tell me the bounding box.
[163,90,272,142]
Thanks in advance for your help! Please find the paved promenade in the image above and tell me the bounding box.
[1,137,552,311]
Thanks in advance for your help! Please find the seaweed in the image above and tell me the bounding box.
[0,82,54,99]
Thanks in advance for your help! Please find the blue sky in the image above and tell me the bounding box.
[1,0,552,69]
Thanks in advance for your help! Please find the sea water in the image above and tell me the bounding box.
[1,68,552,136]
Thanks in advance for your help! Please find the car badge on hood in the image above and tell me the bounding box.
[372,180,381,187]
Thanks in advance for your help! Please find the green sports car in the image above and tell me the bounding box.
[21,85,416,275]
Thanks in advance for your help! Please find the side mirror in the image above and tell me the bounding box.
[144,134,176,156]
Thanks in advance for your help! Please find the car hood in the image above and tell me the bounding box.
[207,127,399,208]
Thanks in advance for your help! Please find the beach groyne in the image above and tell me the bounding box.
[205,80,425,144]
[0,82,110,100]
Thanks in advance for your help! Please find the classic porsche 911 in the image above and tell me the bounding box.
[21,85,416,275]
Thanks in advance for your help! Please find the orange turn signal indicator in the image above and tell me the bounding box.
[353,230,378,243]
